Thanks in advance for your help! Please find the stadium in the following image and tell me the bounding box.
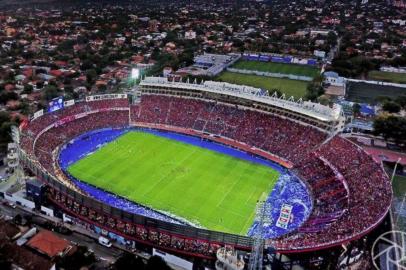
[17,77,392,261]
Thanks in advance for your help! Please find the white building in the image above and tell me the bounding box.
[184,30,196,40]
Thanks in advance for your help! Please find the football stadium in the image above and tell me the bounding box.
[18,77,392,260]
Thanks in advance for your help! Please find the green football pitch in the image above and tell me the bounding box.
[368,71,406,84]
[217,71,309,99]
[232,60,320,78]
[68,131,279,235]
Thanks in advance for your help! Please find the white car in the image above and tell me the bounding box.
[98,236,112,248]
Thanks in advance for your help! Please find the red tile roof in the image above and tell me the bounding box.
[27,230,70,258]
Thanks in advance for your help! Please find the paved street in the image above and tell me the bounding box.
[0,202,122,262]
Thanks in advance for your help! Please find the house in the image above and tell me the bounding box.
[324,71,345,86]
[0,220,54,270]
[163,67,173,77]
[323,71,346,97]
[26,230,74,258]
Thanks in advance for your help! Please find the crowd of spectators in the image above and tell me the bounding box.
[272,137,391,251]
[132,95,326,164]
[34,110,129,173]
[50,188,220,256]
[21,94,392,255]
[27,99,128,136]
[293,153,348,233]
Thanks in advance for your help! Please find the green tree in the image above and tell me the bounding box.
[0,251,11,270]
[146,256,171,270]
[382,101,401,113]
[305,82,324,101]
[113,252,145,270]
[317,95,330,105]
[19,101,31,115]
[352,103,361,116]
[373,115,406,145]
[0,92,19,105]
[327,31,337,46]
[395,96,406,109]
[56,245,95,270]
[42,85,59,101]
[86,69,97,84]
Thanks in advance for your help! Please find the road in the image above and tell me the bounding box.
[0,202,122,262]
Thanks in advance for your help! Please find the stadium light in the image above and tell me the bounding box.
[131,68,140,80]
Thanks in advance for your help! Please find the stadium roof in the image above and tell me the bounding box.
[140,77,343,122]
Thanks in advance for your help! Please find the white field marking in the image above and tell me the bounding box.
[217,206,246,219]
[69,135,154,185]
[78,148,136,182]
[215,165,248,208]
[140,147,198,196]
[241,204,258,235]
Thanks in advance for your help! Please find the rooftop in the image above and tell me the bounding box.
[26,230,71,258]
[140,76,344,122]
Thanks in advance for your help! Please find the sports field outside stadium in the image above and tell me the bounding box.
[67,131,279,235]
[232,60,320,78]
[368,71,406,84]
[217,71,308,99]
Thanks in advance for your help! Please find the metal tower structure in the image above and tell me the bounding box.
[9,126,24,184]
[248,200,273,270]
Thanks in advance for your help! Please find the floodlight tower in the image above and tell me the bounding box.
[9,126,24,184]
[128,67,143,104]
[248,200,272,270]
[131,68,140,80]
[127,67,141,89]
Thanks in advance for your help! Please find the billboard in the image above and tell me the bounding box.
[48,97,64,113]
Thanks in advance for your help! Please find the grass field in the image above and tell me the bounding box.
[68,131,279,235]
[232,60,320,78]
[368,71,406,84]
[346,81,406,103]
[393,175,406,198]
[217,71,308,99]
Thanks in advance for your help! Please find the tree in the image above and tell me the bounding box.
[113,252,145,270]
[0,250,12,270]
[382,101,401,113]
[375,96,392,104]
[352,103,361,116]
[305,82,324,101]
[327,31,337,46]
[317,95,330,105]
[86,69,97,84]
[146,256,171,270]
[395,96,406,109]
[0,92,19,105]
[36,81,44,89]
[13,214,22,225]
[42,85,59,101]
[373,115,406,145]
[19,101,31,115]
[56,245,95,270]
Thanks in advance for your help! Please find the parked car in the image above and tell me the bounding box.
[98,236,112,248]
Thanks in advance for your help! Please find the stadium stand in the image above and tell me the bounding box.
[18,79,391,258]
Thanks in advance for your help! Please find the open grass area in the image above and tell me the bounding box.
[346,81,406,103]
[368,71,406,84]
[232,60,320,78]
[393,175,406,198]
[68,131,279,235]
[216,71,308,99]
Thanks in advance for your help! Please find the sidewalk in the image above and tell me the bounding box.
[7,203,187,270]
